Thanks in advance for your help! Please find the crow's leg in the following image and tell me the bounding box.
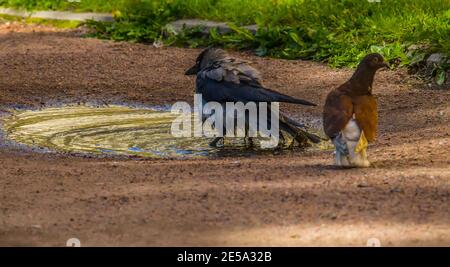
[210,121,227,148]
[243,119,256,149]
[244,137,254,148]
[209,137,224,148]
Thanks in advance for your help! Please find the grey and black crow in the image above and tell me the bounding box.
[185,48,321,148]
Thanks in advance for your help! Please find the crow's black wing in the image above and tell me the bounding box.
[196,76,316,106]
[199,57,263,86]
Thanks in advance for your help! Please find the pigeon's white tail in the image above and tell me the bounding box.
[333,118,370,167]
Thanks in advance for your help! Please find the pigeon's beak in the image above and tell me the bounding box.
[185,65,199,75]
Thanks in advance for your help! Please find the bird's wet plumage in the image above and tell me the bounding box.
[186,48,320,147]
[190,48,316,106]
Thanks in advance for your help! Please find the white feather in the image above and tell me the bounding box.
[333,117,370,167]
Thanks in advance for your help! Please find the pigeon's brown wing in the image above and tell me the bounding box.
[323,90,353,139]
[353,95,377,142]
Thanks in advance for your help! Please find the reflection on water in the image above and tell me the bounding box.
[2,105,330,158]
[3,105,211,158]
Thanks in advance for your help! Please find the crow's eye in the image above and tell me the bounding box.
[372,57,379,63]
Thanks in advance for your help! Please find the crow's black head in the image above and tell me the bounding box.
[185,48,227,75]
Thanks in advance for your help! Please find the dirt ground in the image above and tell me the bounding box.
[0,22,449,247]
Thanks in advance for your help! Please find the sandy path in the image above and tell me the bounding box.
[0,22,449,246]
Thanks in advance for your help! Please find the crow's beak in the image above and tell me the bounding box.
[381,62,389,69]
[185,65,198,75]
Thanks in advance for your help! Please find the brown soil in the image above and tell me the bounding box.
[0,22,449,247]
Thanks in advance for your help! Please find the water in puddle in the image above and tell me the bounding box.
[2,105,330,158]
[2,105,213,158]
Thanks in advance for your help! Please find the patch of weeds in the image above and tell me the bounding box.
[0,14,81,28]
[2,0,449,86]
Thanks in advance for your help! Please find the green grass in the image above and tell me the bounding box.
[1,0,449,83]
[0,14,81,28]
[0,0,124,12]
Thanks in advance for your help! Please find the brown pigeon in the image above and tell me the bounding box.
[323,53,388,167]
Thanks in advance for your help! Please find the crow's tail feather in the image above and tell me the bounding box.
[261,87,317,106]
[279,115,323,144]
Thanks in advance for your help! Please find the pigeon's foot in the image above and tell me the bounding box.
[334,151,351,167]
[352,159,371,168]
[349,151,371,168]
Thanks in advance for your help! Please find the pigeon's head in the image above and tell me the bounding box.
[349,53,389,93]
[185,48,227,75]
[358,53,389,71]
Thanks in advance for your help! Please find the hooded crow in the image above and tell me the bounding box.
[185,48,321,148]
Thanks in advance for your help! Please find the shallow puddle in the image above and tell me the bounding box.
[2,105,329,158]
[2,105,214,158]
